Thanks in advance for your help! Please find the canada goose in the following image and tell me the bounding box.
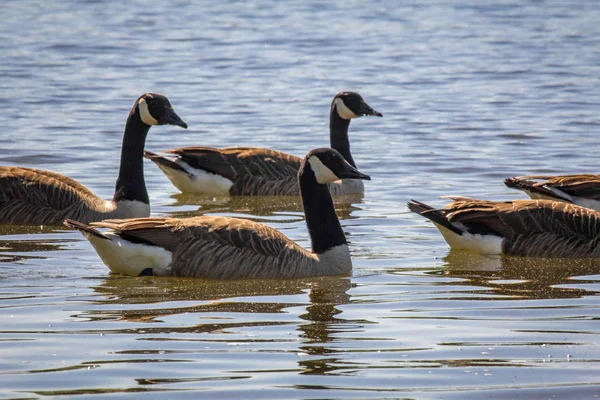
[144,91,381,196]
[64,148,371,279]
[0,93,187,225]
[408,197,600,257]
[505,175,600,211]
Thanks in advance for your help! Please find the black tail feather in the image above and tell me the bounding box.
[504,177,567,201]
[144,150,191,175]
[407,200,463,236]
[504,177,529,191]
[64,219,110,240]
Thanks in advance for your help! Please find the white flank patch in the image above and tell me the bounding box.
[101,200,151,218]
[334,98,357,119]
[308,156,340,184]
[155,160,233,195]
[82,231,172,276]
[435,223,503,255]
[114,200,151,218]
[138,98,159,126]
[317,244,352,274]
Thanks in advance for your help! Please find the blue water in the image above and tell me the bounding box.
[1,0,600,398]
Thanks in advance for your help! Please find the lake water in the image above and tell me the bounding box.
[1,0,600,398]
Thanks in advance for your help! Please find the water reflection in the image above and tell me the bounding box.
[296,279,354,375]
[440,251,600,300]
[86,276,351,333]
[167,193,364,220]
[0,237,70,263]
[0,224,69,236]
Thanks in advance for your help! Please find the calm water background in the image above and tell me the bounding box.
[1,0,600,398]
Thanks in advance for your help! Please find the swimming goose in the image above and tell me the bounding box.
[0,93,187,225]
[144,91,381,196]
[408,197,600,257]
[64,148,371,279]
[505,175,600,211]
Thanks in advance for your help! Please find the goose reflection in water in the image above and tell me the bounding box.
[0,224,70,236]
[0,224,72,263]
[439,250,600,300]
[0,235,70,263]
[295,279,356,376]
[166,193,365,221]
[87,276,351,329]
[84,275,355,378]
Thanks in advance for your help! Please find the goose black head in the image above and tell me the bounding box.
[303,148,371,184]
[136,93,188,129]
[331,92,383,120]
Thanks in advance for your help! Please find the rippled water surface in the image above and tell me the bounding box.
[1,1,600,398]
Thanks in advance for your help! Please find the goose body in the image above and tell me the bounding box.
[0,93,187,225]
[408,197,600,258]
[66,148,370,279]
[145,92,381,196]
[505,175,600,211]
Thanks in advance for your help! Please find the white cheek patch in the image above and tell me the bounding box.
[308,156,340,184]
[138,98,159,126]
[334,98,357,120]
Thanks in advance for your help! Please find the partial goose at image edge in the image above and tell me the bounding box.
[408,196,600,258]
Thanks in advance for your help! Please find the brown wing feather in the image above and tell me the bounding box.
[517,174,600,201]
[229,174,299,196]
[92,215,302,257]
[166,146,302,181]
[442,198,600,257]
[0,166,105,225]
[93,216,312,278]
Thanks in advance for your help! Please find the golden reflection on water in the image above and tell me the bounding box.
[89,275,351,328]
[0,224,69,236]
[296,280,355,375]
[441,250,600,300]
[0,233,71,263]
[84,275,355,379]
[166,193,364,220]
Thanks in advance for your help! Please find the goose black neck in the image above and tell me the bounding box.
[330,109,356,168]
[299,167,347,254]
[113,108,150,204]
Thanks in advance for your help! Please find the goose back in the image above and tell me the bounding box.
[167,146,302,196]
[169,146,301,180]
[0,167,111,225]
[90,216,325,279]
